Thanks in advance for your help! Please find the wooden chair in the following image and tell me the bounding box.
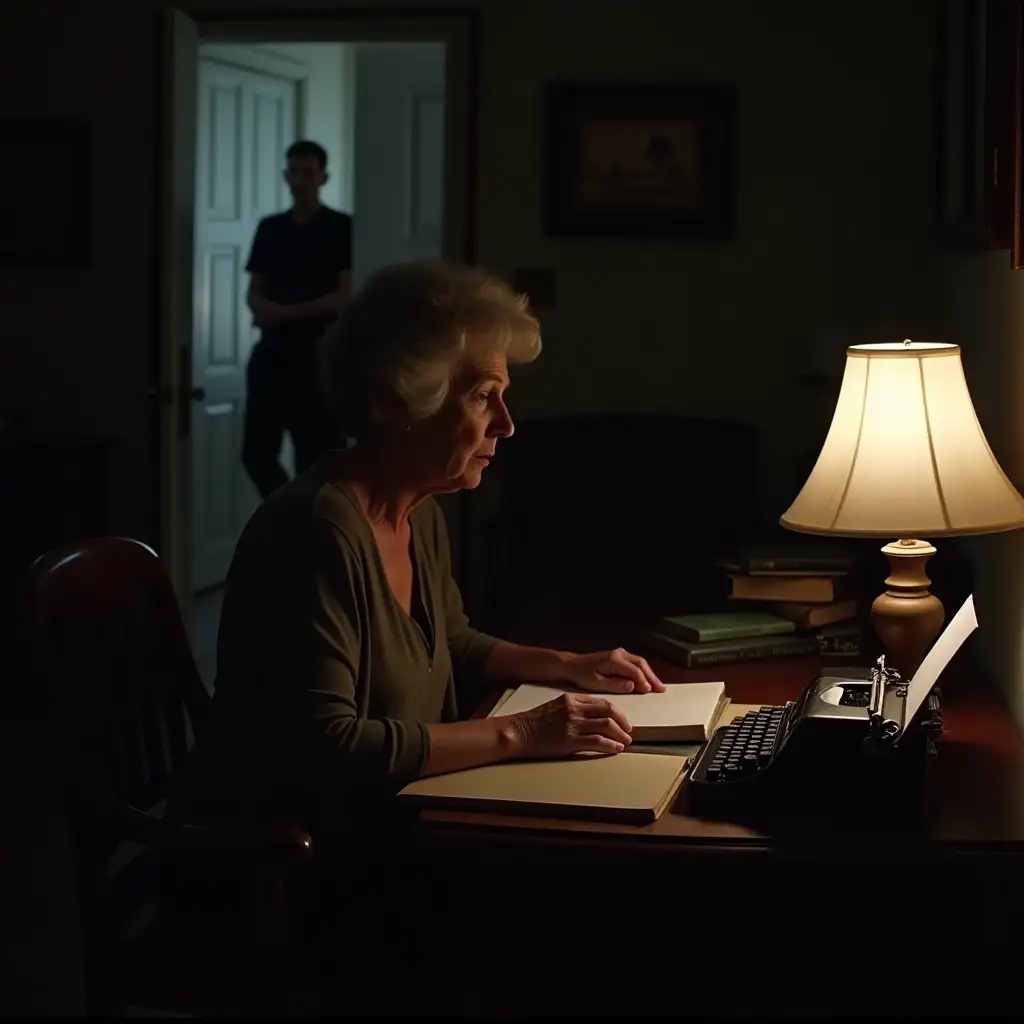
[24,537,316,1017]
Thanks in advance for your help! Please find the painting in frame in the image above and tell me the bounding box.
[544,82,736,240]
[0,117,92,269]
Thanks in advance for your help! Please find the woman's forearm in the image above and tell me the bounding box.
[423,716,523,776]
[421,642,580,776]
[485,640,573,684]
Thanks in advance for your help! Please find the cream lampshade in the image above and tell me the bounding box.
[781,340,1024,677]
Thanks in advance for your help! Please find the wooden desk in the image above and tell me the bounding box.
[416,655,1024,1015]
[422,654,1024,854]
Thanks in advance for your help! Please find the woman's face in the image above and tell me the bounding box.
[417,348,515,492]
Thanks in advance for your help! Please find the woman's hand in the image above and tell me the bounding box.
[506,693,634,759]
[562,648,666,694]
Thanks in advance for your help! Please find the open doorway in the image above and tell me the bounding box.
[158,10,475,673]
[189,39,447,595]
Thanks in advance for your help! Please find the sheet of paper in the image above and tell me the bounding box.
[902,593,978,731]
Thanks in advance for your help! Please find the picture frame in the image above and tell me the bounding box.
[0,117,92,269]
[934,0,1024,267]
[544,82,736,240]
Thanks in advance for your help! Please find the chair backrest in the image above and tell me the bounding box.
[26,537,210,843]
[24,540,315,1018]
[492,413,760,596]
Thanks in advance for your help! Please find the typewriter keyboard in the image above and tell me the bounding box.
[699,705,788,782]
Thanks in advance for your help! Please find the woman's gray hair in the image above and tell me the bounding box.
[319,261,541,442]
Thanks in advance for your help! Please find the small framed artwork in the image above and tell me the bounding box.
[0,118,92,269]
[544,82,736,240]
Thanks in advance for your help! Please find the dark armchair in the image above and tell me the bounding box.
[474,413,760,638]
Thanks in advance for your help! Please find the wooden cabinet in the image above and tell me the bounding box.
[937,0,1024,265]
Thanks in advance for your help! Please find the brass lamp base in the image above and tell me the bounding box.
[870,539,945,679]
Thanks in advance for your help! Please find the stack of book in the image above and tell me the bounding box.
[639,546,864,668]
[722,545,862,656]
[639,610,816,668]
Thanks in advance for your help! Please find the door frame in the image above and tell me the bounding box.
[156,7,479,613]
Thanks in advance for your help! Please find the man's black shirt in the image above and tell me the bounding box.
[245,206,352,344]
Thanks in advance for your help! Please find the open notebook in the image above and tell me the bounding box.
[398,698,748,825]
[398,751,689,825]
[489,680,728,743]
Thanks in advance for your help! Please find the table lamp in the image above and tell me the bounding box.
[781,340,1024,678]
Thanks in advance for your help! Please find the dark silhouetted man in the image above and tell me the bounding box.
[241,140,352,498]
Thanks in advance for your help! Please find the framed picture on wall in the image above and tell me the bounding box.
[935,0,1024,265]
[543,82,736,240]
[0,118,91,269]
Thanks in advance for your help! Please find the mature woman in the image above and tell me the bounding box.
[175,261,664,1006]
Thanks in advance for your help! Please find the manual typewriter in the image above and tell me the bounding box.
[686,656,943,818]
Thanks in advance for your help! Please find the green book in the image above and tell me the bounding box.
[640,629,816,668]
[657,611,796,643]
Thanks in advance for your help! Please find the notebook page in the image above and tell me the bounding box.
[490,680,726,730]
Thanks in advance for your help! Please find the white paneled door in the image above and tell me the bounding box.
[191,58,296,591]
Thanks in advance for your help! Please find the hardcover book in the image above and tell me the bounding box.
[639,629,817,668]
[658,611,796,643]
[398,751,689,825]
[729,574,846,603]
[768,599,857,629]
[718,544,854,576]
